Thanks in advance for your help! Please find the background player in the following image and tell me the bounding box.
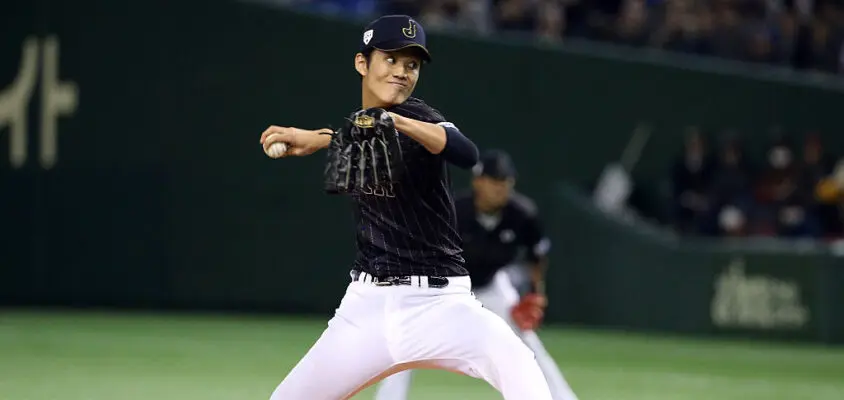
[259,15,553,400]
[375,149,579,400]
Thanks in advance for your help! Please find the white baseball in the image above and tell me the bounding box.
[265,142,288,158]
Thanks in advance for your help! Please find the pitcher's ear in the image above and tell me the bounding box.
[355,52,369,77]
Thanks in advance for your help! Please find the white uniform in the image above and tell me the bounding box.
[269,270,553,400]
[374,269,579,400]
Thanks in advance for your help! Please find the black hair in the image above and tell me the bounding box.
[362,48,374,63]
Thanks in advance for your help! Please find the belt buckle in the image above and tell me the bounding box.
[428,276,449,288]
[373,276,395,286]
[374,276,411,286]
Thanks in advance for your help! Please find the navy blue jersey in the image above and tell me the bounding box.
[351,97,469,277]
[454,190,550,288]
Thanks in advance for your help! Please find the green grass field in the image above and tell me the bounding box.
[1,309,842,400]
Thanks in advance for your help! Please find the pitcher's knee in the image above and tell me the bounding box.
[479,327,538,369]
[476,337,552,400]
[505,339,539,367]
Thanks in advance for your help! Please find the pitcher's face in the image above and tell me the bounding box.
[357,49,422,106]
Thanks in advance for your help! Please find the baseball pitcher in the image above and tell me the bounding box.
[259,15,553,400]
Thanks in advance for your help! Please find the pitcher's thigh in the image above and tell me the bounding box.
[442,301,553,400]
[269,314,393,400]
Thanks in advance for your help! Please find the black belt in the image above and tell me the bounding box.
[350,270,450,289]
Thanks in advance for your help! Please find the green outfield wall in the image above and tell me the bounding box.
[549,184,844,344]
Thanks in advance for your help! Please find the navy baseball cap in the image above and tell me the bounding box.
[359,15,431,62]
[473,149,518,180]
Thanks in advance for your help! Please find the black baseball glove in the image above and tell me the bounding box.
[323,108,404,197]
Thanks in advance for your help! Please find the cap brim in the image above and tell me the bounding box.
[373,41,432,62]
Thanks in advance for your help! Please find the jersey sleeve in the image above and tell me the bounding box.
[389,97,477,167]
[523,216,550,263]
[513,194,551,263]
[390,97,446,123]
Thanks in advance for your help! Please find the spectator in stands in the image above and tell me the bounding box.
[807,3,844,73]
[709,0,748,61]
[536,0,567,41]
[800,134,843,236]
[613,0,654,47]
[755,135,799,205]
[494,0,538,33]
[670,127,715,235]
[652,0,714,56]
[815,157,844,236]
[745,24,779,64]
[717,204,750,237]
[580,0,625,41]
[707,134,756,236]
[560,0,590,37]
[799,133,835,194]
[754,135,820,237]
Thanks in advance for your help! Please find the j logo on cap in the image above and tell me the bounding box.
[402,20,417,38]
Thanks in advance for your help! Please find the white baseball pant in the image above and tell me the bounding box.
[268,270,552,400]
[375,269,579,400]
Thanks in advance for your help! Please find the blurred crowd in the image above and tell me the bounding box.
[669,128,844,239]
[283,0,844,74]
